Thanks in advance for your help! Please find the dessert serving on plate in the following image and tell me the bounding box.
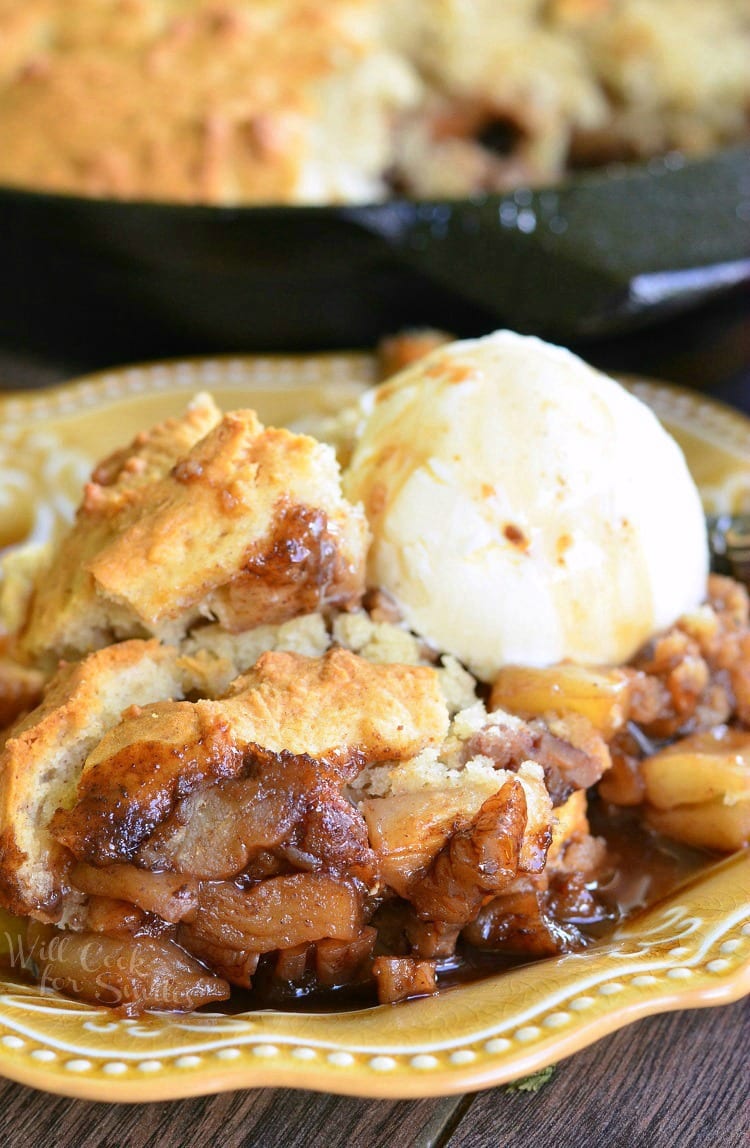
[0,0,747,204]
[0,332,748,1019]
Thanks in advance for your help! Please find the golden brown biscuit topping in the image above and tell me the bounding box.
[21,398,369,661]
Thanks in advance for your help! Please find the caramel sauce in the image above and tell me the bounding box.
[586,800,712,927]
[210,503,359,631]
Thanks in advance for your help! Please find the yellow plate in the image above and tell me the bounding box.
[0,354,748,1102]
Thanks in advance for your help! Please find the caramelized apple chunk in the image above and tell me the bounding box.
[188,874,363,954]
[491,664,631,738]
[641,727,750,851]
[404,917,461,960]
[598,728,649,806]
[274,944,311,984]
[176,923,259,989]
[361,768,551,899]
[642,728,750,810]
[71,862,198,924]
[139,775,303,879]
[462,879,588,957]
[645,802,750,853]
[360,788,468,898]
[372,956,437,1004]
[84,896,147,937]
[315,928,377,987]
[26,921,229,1013]
[279,787,378,888]
[409,779,528,926]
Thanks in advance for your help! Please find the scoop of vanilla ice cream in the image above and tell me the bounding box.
[343,330,709,680]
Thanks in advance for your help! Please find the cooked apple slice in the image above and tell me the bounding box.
[645,801,750,853]
[490,664,631,738]
[642,728,750,811]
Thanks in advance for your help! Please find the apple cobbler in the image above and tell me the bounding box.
[0,342,748,1014]
[0,1,747,204]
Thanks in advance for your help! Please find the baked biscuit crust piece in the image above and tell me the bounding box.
[0,640,187,919]
[21,393,222,663]
[0,0,420,204]
[89,415,369,634]
[22,400,369,662]
[51,648,449,867]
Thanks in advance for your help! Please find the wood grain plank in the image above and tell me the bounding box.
[0,1080,463,1148]
[442,1000,750,1148]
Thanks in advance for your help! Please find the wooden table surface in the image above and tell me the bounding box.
[0,290,748,1148]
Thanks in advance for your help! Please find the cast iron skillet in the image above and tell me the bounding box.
[0,145,747,360]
